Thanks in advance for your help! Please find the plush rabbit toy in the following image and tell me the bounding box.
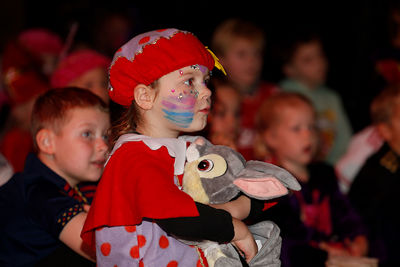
[182,137,301,267]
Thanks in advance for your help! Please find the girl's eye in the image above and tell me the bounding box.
[198,159,214,172]
[184,79,193,86]
[102,134,109,142]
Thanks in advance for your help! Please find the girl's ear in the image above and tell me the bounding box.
[262,129,278,149]
[134,84,156,110]
[36,129,56,155]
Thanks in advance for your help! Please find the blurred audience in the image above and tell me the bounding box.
[349,84,400,267]
[211,18,278,160]
[279,31,352,165]
[207,76,241,150]
[50,49,111,104]
[256,92,368,267]
[90,10,134,58]
[0,29,59,172]
[336,3,400,194]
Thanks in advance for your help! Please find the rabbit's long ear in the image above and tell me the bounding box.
[233,176,288,200]
[233,161,301,200]
[245,161,301,191]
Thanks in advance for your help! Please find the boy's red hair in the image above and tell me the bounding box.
[31,87,109,151]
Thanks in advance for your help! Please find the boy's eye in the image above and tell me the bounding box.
[82,131,92,138]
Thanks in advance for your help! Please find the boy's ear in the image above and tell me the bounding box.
[376,122,392,142]
[36,129,56,155]
[134,84,156,110]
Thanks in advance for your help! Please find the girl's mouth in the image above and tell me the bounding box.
[199,107,210,114]
[303,145,312,154]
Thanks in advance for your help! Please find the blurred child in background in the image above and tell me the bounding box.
[349,85,400,267]
[16,28,64,78]
[256,92,368,267]
[212,18,277,159]
[0,29,61,172]
[279,31,352,165]
[207,76,241,150]
[51,49,111,104]
[0,87,109,266]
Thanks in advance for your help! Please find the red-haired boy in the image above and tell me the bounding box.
[0,87,110,266]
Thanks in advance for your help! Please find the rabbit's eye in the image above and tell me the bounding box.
[198,159,214,172]
[196,154,227,179]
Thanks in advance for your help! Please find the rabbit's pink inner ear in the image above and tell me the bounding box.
[233,177,288,198]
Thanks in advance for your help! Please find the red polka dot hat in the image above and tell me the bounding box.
[108,28,221,106]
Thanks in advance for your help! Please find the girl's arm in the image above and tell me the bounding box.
[209,195,251,220]
[210,194,267,221]
[59,212,95,262]
[156,202,234,242]
[156,202,257,262]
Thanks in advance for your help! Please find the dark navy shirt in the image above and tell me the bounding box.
[0,153,87,266]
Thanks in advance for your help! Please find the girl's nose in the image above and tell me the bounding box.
[200,86,212,100]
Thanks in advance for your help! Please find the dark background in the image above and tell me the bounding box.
[0,0,397,132]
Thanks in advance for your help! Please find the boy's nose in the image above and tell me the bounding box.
[96,138,109,153]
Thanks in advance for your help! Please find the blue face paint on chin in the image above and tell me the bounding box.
[162,95,196,128]
[162,109,194,128]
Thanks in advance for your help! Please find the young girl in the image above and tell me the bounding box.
[81,29,258,267]
[255,92,368,267]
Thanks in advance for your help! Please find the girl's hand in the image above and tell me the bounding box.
[231,218,257,263]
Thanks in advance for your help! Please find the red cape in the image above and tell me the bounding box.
[81,141,199,250]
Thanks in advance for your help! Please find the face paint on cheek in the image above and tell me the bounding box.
[161,94,197,128]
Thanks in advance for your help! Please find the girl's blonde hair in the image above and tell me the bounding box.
[256,92,314,133]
